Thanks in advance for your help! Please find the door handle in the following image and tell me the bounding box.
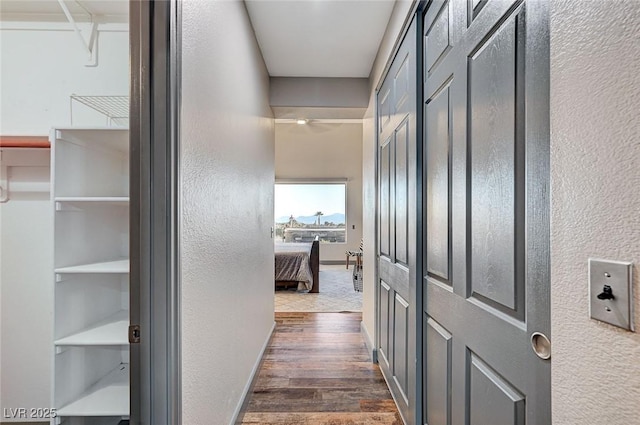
[530,332,551,360]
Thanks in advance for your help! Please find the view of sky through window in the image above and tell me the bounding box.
[274,183,346,243]
[275,183,345,221]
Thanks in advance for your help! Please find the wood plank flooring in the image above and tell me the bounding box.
[238,312,403,425]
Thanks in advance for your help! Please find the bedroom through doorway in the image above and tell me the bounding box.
[273,181,363,313]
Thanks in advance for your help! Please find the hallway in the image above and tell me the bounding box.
[239,313,402,424]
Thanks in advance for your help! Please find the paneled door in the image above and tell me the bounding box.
[422,0,550,424]
[377,18,418,425]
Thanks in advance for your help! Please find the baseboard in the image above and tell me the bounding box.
[231,320,276,425]
[0,423,48,425]
[361,321,377,363]
[319,260,345,265]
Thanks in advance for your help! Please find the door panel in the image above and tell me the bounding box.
[377,17,418,425]
[469,353,525,425]
[380,140,392,257]
[395,119,409,265]
[425,1,451,74]
[424,316,452,425]
[393,293,410,401]
[379,280,392,367]
[469,9,524,315]
[379,85,392,135]
[395,53,411,115]
[425,85,451,282]
[423,1,550,424]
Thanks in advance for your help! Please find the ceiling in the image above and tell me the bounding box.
[1,0,395,80]
[0,0,128,21]
[245,0,395,78]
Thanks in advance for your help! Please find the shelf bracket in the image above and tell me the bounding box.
[55,346,69,355]
[57,0,99,67]
[0,157,8,203]
[55,202,83,212]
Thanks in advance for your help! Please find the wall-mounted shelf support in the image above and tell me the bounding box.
[55,346,69,355]
[0,158,8,203]
[55,201,83,212]
[57,0,98,67]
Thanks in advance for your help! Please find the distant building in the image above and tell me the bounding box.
[283,227,346,243]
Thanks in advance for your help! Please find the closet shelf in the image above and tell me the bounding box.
[70,95,129,128]
[55,259,129,274]
[52,127,129,153]
[57,363,129,417]
[55,197,129,204]
[55,310,129,346]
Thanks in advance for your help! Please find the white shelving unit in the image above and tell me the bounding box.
[51,127,130,425]
[55,259,130,275]
[57,364,129,417]
[55,310,129,346]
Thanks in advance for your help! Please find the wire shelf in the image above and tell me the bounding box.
[70,95,129,127]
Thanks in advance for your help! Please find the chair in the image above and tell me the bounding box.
[345,239,363,270]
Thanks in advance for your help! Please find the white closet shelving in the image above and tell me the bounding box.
[55,259,130,275]
[51,127,130,425]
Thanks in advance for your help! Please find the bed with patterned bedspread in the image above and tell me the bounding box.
[274,239,319,293]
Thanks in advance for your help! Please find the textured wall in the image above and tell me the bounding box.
[275,123,362,262]
[550,1,640,423]
[180,1,275,424]
[361,113,376,350]
[362,0,415,353]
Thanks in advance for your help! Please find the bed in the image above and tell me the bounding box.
[274,238,319,293]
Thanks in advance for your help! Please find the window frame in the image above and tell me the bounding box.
[274,179,348,244]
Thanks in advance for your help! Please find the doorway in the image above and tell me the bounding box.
[273,122,365,314]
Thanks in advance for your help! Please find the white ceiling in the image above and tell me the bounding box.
[245,0,395,78]
[0,0,128,21]
[1,0,395,79]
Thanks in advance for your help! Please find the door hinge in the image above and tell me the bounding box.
[129,324,141,344]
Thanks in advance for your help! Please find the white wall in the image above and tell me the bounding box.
[361,0,415,353]
[275,122,363,262]
[270,77,369,108]
[550,1,640,423]
[0,149,52,423]
[180,2,275,424]
[0,22,129,135]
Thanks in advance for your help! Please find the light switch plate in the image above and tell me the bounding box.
[589,259,634,331]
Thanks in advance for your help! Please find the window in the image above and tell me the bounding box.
[274,182,346,243]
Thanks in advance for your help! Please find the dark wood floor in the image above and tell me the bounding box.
[238,312,403,425]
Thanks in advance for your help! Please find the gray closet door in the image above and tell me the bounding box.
[377,18,418,425]
[422,0,550,424]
